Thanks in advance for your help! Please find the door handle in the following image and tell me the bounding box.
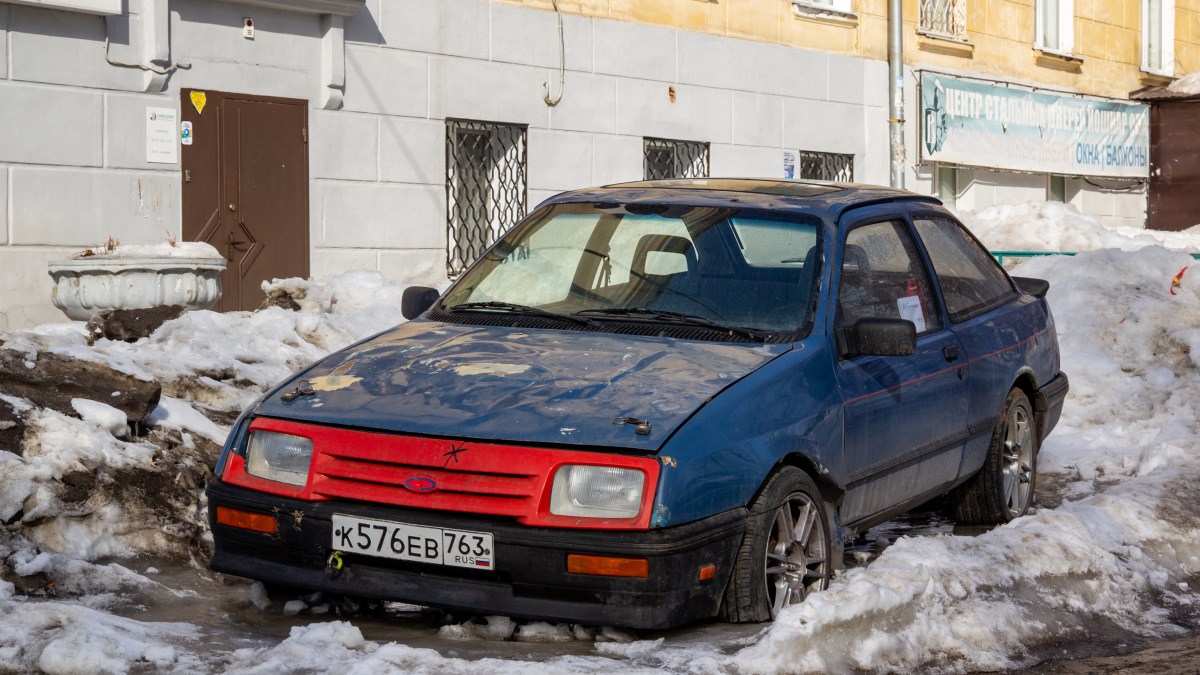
[943,345,961,361]
[225,231,247,261]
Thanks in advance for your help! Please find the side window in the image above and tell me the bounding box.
[912,216,1016,322]
[836,221,941,340]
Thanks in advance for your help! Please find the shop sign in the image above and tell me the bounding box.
[920,73,1150,178]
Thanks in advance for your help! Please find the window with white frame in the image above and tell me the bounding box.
[1143,0,1175,74]
[1035,0,1074,54]
[792,0,854,16]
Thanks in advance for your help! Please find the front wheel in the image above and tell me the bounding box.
[947,387,1037,524]
[721,467,832,622]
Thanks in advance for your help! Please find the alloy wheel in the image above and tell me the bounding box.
[763,492,829,618]
[1001,402,1034,518]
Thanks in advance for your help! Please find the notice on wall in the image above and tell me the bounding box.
[146,107,178,164]
[920,72,1150,178]
[783,151,796,179]
[181,121,194,146]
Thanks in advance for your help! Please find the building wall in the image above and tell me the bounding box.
[0,0,888,329]
[496,0,1200,96]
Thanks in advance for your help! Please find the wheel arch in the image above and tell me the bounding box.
[1011,369,1044,444]
[778,452,844,508]
[759,452,847,572]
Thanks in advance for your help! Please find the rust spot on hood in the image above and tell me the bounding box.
[453,363,531,376]
[308,375,362,391]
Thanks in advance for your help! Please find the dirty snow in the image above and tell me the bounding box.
[3,213,1200,672]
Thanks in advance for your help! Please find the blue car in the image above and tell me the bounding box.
[207,179,1068,629]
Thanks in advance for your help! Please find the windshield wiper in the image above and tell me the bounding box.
[574,307,771,342]
[448,301,597,327]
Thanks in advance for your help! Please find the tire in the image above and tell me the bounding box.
[721,467,832,623]
[947,387,1037,524]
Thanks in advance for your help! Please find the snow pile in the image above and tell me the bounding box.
[0,270,415,563]
[961,201,1200,253]
[8,222,1200,672]
[72,241,222,260]
[1166,71,1200,95]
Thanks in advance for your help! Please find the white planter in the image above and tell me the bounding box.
[48,257,227,321]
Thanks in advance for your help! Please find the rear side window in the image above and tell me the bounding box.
[912,216,1015,322]
[836,220,941,337]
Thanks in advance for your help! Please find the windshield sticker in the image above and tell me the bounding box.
[897,296,927,333]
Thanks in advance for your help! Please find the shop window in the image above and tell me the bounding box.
[643,138,710,181]
[797,151,854,182]
[938,166,957,209]
[919,0,968,40]
[1048,175,1066,202]
[446,120,528,276]
[1035,0,1075,53]
[1142,0,1175,74]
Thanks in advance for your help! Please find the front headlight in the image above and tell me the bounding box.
[549,465,644,518]
[244,431,313,486]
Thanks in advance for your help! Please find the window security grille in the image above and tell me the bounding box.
[918,0,967,39]
[643,138,710,181]
[796,151,854,182]
[446,120,527,276]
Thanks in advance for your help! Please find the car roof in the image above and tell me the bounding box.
[542,178,944,222]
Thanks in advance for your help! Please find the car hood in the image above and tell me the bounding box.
[253,319,791,450]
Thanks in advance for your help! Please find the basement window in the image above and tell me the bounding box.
[643,138,710,181]
[797,151,855,182]
[446,120,528,277]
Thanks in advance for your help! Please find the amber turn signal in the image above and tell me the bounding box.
[216,506,277,534]
[566,554,649,578]
[699,564,716,581]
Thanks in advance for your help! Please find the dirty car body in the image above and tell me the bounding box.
[207,179,1068,629]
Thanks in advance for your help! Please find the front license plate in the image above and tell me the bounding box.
[330,514,495,571]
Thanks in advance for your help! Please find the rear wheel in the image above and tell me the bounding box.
[721,467,831,622]
[948,387,1037,524]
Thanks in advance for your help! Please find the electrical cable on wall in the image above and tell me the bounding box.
[543,0,564,106]
[1082,177,1147,192]
[104,36,191,75]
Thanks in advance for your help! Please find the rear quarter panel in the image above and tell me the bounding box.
[958,293,1060,475]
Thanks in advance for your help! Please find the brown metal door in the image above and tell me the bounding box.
[1148,101,1200,232]
[181,90,309,310]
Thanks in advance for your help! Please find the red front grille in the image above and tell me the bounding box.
[221,417,660,530]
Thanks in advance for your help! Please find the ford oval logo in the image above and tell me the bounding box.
[403,476,437,492]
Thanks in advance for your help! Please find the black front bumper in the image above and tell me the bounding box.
[207,480,747,630]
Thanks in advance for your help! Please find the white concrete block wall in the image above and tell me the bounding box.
[1070,179,1147,229]
[0,0,938,329]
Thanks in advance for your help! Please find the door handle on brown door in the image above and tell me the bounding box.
[225,231,247,260]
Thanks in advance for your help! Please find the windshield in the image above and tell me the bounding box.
[440,202,823,334]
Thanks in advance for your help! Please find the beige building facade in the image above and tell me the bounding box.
[0,0,1190,328]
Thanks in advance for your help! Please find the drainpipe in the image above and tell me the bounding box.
[888,0,905,189]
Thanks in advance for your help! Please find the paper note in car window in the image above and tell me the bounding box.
[896,296,926,333]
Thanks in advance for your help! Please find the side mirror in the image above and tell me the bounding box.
[401,286,440,320]
[850,318,916,357]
